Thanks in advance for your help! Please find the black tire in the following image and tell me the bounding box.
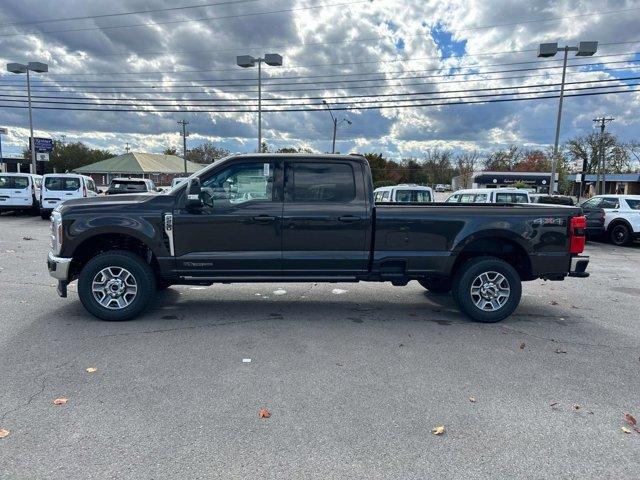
[77,250,156,321]
[609,223,632,246]
[452,256,522,323]
[418,278,451,294]
[40,209,51,220]
[156,279,172,291]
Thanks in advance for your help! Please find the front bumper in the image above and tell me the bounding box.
[568,255,589,278]
[47,251,72,297]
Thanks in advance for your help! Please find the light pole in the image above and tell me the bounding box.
[322,100,351,154]
[6,62,48,174]
[0,127,6,173]
[237,54,283,152]
[178,119,189,173]
[537,42,597,193]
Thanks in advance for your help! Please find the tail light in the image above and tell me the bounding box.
[569,215,586,254]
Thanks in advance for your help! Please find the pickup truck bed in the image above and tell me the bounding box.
[47,153,589,323]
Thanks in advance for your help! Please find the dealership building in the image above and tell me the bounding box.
[566,173,640,196]
[451,171,558,193]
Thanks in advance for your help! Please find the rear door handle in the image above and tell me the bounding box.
[253,215,276,223]
[338,215,361,223]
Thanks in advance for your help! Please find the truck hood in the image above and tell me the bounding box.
[58,193,157,212]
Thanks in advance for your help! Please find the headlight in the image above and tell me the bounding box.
[50,210,63,255]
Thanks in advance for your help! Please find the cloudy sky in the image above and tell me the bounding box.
[0,0,638,159]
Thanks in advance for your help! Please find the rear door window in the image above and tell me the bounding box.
[13,177,29,189]
[395,190,432,203]
[496,192,529,203]
[459,193,476,203]
[601,197,620,209]
[288,162,356,203]
[45,177,81,191]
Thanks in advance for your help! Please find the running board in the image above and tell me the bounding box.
[179,276,358,283]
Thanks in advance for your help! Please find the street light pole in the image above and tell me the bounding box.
[237,54,282,152]
[178,119,189,173]
[0,127,6,173]
[7,61,48,174]
[322,100,351,154]
[538,41,597,194]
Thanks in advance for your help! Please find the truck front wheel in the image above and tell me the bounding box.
[418,279,451,294]
[452,257,521,323]
[77,250,157,321]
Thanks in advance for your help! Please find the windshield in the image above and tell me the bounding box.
[45,177,81,191]
[109,180,147,192]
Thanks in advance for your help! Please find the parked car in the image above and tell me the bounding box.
[105,178,158,195]
[446,188,530,204]
[48,153,589,323]
[171,177,190,188]
[578,197,606,238]
[374,184,433,203]
[530,194,575,206]
[0,173,42,214]
[435,184,446,192]
[581,195,640,246]
[40,174,99,219]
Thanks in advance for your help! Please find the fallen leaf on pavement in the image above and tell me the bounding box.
[53,397,69,406]
[86,367,97,373]
[621,426,632,434]
[572,404,581,411]
[550,402,558,408]
[554,348,567,354]
[258,408,271,418]
[22,236,33,241]
[549,300,559,305]
[634,427,640,434]
[431,425,445,435]
[5,249,16,253]
[0,428,10,439]
[469,396,476,403]
[624,413,637,426]
[519,342,526,350]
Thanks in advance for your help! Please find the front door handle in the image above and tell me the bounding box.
[253,215,276,223]
[338,215,361,223]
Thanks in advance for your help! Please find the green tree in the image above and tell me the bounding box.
[186,141,230,164]
[25,141,112,173]
[163,147,179,156]
[565,133,630,174]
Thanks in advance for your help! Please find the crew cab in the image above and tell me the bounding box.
[47,154,589,323]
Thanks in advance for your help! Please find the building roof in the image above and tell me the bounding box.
[74,152,202,174]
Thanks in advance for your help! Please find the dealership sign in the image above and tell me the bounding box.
[30,137,54,153]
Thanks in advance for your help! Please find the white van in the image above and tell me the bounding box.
[0,173,42,214]
[374,184,434,203]
[445,188,530,204]
[40,173,98,219]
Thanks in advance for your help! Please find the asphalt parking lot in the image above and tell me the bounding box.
[1,212,639,479]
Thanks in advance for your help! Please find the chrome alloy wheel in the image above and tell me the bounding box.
[469,271,510,312]
[91,266,138,310]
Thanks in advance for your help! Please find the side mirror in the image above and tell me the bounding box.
[186,178,202,208]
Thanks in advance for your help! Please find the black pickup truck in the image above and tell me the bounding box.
[47,153,589,323]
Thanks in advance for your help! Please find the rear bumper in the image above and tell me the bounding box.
[568,255,589,278]
[585,226,605,236]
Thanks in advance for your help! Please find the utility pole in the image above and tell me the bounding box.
[593,117,614,195]
[124,142,131,153]
[178,119,189,173]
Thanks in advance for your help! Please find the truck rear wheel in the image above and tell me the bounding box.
[610,223,632,246]
[452,257,521,323]
[418,279,451,294]
[77,250,156,321]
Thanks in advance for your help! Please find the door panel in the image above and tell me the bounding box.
[282,160,369,275]
[172,160,283,276]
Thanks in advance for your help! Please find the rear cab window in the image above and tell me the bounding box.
[287,162,356,202]
[495,192,529,203]
[109,180,148,193]
[45,177,81,191]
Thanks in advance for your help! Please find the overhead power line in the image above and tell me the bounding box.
[0,87,637,113]
[5,53,637,86]
[1,80,637,108]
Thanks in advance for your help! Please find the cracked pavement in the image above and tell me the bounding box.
[1,212,639,479]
